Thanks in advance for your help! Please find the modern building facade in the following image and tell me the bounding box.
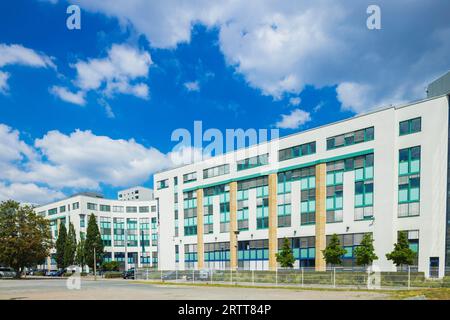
[154,94,450,278]
[118,186,154,201]
[35,191,159,271]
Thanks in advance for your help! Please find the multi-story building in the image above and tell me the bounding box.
[35,191,159,271]
[118,186,154,201]
[154,93,450,278]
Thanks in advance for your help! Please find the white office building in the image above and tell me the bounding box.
[118,186,154,201]
[35,191,159,270]
[154,91,450,278]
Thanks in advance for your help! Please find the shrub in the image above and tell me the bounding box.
[104,271,122,279]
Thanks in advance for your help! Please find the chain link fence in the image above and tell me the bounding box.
[133,266,450,290]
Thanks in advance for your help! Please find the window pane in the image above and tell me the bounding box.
[411,118,421,133]
[399,121,409,135]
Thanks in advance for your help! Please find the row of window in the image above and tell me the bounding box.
[157,116,422,190]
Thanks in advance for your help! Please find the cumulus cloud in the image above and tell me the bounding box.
[50,86,86,105]
[184,81,200,92]
[0,43,55,94]
[0,123,186,204]
[0,43,55,69]
[68,0,450,112]
[52,44,152,109]
[275,109,311,129]
[289,97,301,106]
[0,182,65,205]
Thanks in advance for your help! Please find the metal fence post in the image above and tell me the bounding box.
[176,269,178,283]
[408,266,411,290]
[230,268,232,285]
[276,268,278,286]
[160,269,162,282]
[192,269,195,284]
[252,270,255,286]
[146,268,148,280]
[333,267,336,288]
[301,267,304,287]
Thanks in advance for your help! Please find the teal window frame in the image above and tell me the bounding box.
[237,153,269,171]
[326,127,374,150]
[399,117,421,136]
[278,141,316,162]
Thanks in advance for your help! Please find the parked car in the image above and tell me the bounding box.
[122,268,135,279]
[0,267,17,279]
[185,269,212,281]
[161,271,178,280]
[47,269,65,277]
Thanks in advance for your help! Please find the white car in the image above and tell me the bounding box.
[0,267,17,278]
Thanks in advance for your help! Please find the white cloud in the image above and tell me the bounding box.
[0,122,194,204]
[73,44,151,98]
[275,108,311,129]
[50,86,86,105]
[0,43,55,94]
[51,43,152,109]
[0,43,55,69]
[0,71,9,93]
[0,182,64,205]
[184,81,200,92]
[68,0,450,112]
[289,97,301,106]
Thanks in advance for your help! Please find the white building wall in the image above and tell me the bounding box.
[35,195,158,270]
[154,95,449,277]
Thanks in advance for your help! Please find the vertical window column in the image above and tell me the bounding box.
[326,161,344,223]
[398,146,421,217]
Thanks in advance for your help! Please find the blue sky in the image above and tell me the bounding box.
[0,0,449,204]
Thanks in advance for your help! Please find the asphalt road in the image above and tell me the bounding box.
[0,279,389,300]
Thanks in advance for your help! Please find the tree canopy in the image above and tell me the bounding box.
[354,233,378,266]
[85,214,104,268]
[55,223,67,269]
[322,233,347,266]
[275,237,295,268]
[386,232,416,267]
[0,200,52,277]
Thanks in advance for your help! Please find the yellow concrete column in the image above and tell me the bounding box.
[268,173,278,271]
[315,163,327,271]
[196,189,204,269]
[229,181,238,270]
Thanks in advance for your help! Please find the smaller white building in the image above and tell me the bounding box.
[118,186,154,201]
[35,191,159,271]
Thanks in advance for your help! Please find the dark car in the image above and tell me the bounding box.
[161,271,178,280]
[47,269,65,277]
[122,268,135,279]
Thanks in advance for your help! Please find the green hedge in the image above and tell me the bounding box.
[104,272,122,279]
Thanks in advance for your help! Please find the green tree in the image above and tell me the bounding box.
[275,237,295,268]
[0,200,52,278]
[386,232,416,268]
[85,214,104,269]
[354,233,378,267]
[101,261,120,272]
[322,233,347,267]
[64,222,77,267]
[75,239,86,269]
[55,223,67,269]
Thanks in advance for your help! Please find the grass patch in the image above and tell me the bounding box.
[390,288,450,300]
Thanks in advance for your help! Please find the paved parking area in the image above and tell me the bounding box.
[0,279,390,300]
